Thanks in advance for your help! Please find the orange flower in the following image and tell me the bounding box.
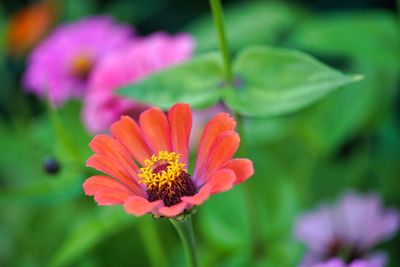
[6,1,58,56]
[83,103,254,218]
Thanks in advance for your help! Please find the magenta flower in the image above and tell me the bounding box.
[82,32,194,133]
[23,16,133,106]
[295,191,399,266]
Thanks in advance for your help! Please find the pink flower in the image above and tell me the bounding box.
[295,191,399,266]
[82,33,194,133]
[83,103,254,218]
[312,257,385,267]
[23,16,133,106]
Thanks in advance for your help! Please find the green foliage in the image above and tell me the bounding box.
[119,53,224,109]
[225,46,361,116]
[199,187,251,251]
[1,1,399,267]
[188,1,302,53]
[289,11,400,69]
[120,46,360,117]
[50,207,134,267]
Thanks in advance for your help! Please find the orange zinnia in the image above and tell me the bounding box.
[83,103,254,218]
[6,1,57,56]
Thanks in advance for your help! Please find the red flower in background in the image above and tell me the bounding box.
[6,1,58,56]
[83,103,254,218]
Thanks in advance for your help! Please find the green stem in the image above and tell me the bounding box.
[46,100,81,162]
[169,216,199,267]
[210,0,234,85]
[138,218,168,267]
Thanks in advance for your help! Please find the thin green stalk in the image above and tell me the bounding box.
[170,216,199,267]
[210,0,264,260]
[46,100,81,162]
[138,218,168,267]
[210,0,234,85]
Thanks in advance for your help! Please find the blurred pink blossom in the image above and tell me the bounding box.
[24,16,133,106]
[312,257,384,267]
[295,191,399,266]
[82,32,194,133]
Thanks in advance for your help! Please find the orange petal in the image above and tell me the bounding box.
[195,131,240,185]
[194,113,236,179]
[207,169,236,194]
[94,188,131,206]
[83,175,131,196]
[87,154,145,197]
[157,202,189,218]
[111,116,152,166]
[223,158,254,185]
[124,195,163,216]
[90,134,139,174]
[168,103,192,166]
[181,184,211,205]
[139,107,171,154]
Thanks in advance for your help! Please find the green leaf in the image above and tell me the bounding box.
[50,207,134,267]
[243,116,293,147]
[0,172,82,204]
[118,53,224,109]
[224,46,361,117]
[188,1,301,53]
[289,11,400,69]
[199,186,251,251]
[297,64,380,155]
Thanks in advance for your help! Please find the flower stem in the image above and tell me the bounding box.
[210,0,234,85]
[169,216,199,267]
[46,100,82,163]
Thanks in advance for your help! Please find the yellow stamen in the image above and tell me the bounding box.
[70,53,92,79]
[138,151,186,189]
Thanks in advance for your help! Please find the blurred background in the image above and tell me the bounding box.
[0,0,399,266]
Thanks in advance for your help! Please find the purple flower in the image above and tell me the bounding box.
[295,191,399,266]
[23,16,133,106]
[82,32,194,133]
[312,257,385,267]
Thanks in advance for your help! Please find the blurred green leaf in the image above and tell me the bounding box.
[289,11,400,69]
[251,151,302,237]
[217,251,251,267]
[247,148,304,266]
[258,240,303,267]
[297,57,399,156]
[243,116,294,147]
[105,0,167,25]
[118,53,224,109]
[61,0,96,21]
[50,207,134,267]
[0,101,90,203]
[0,171,82,204]
[189,1,301,53]
[297,65,377,155]
[199,186,251,251]
[224,46,361,117]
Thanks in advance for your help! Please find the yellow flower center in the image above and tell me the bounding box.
[138,151,196,207]
[70,53,93,80]
[138,151,186,189]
